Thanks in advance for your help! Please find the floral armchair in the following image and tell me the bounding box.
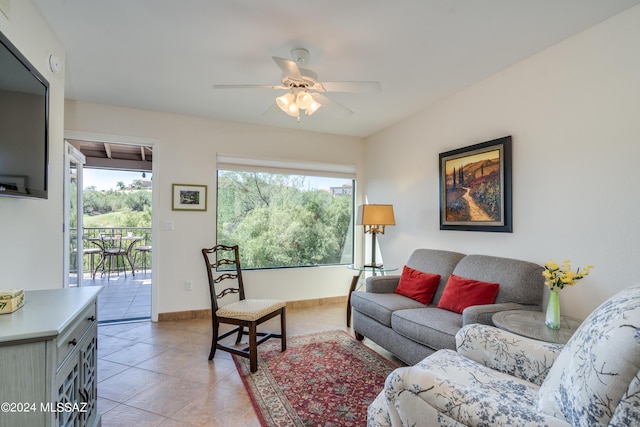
[368,284,640,426]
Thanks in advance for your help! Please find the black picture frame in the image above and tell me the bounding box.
[439,136,512,232]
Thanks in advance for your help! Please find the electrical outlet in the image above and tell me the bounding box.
[184,280,193,291]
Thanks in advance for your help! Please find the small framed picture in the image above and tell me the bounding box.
[439,136,512,232]
[172,184,207,211]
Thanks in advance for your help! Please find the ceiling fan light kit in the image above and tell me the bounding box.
[213,48,380,122]
[276,88,321,121]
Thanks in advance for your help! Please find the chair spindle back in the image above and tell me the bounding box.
[202,244,246,312]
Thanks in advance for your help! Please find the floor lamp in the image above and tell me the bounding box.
[357,204,395,267]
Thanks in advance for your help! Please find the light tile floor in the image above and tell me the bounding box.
[97,302,396,426]
[86,271,152,323]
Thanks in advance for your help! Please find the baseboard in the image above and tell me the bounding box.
[157,295,347,322]
[158,308,211,322]
[286,295,346,309]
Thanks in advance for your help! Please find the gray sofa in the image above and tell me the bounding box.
[350,249,545,365]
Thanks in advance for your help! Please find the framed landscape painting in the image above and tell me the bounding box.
[439,136,512,232]
[172,183,207,211]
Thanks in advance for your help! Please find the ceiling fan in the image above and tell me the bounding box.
[213,48,380,121]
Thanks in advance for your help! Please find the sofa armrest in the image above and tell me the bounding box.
[365,275,401,293]
[455,324,563,385]
[462,302,539,325]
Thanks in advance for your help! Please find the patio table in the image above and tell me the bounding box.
[87,235,142,279]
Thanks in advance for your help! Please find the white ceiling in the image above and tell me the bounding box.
[33,0,640,138]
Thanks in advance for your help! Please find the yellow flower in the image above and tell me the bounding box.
[547,260,560,270]
[542,259,593,291]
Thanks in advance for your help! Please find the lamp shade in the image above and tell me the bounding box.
[357,204,395,226]
[276,93,299,117]
[296,90,314,110]
[305,95,321,115]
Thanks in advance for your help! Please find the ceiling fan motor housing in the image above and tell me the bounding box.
[282,68,319,90]
[291,48,309,65]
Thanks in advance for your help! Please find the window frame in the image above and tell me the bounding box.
[215,155,356,271]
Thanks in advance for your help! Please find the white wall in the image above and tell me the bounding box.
[5,0,637,321]
[64,101,365,316]
[365,5,640,319]
[0,0,65,290]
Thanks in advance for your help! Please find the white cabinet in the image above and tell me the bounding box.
[0,287,102,427]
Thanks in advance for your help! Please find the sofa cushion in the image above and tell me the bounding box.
[406,249,466,303]
[452,254,543,306]
[436,274,499,314]
[368,349,559,427]
[395,265,441,305]
[392,307,462,351]
[537,284,640,426]
[350,291,425,327]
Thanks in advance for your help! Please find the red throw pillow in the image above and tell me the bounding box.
[395,265,441,305]
[436,274,500,314]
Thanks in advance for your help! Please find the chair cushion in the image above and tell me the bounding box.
[216,299,285,321]
[537,284,640,426]
[456,323,564,386]
[369,349,566,426]
[395,265,441,305]
[436,274,499,314]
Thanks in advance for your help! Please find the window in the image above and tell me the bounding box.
[216,168,354,269]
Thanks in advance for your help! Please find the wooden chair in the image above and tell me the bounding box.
[202,244,286,372]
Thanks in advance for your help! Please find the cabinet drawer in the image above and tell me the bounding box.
[56,303,97,368]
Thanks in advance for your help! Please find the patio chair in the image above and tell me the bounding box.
[82,235,103,279]
[202,244,286,372]
[100,233,129,280]
[134,245,152,273]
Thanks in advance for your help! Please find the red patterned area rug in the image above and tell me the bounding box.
[233,330,397,427]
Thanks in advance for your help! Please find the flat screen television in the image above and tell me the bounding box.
[0,30,49,199]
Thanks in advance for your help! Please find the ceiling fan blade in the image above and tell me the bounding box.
[262,103,281,116]
[213,84,287,90]
[313,93,353,119]
[272,56,302,80]
[318,81,381,93]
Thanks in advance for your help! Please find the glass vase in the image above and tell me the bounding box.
[545,290,561,329]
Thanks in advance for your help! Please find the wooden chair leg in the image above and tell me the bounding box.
[346,274,361,327]
[280,308,287,352]
[249,322,258,373]
[235,325,244,345]
[209,320,219,360]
